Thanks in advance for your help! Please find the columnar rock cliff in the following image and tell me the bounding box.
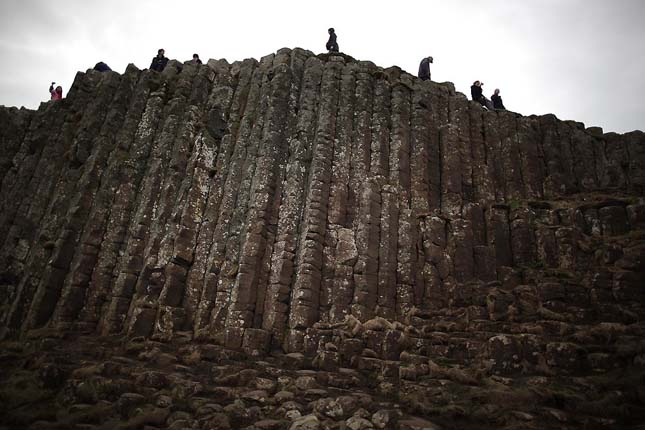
[1,48,644,429]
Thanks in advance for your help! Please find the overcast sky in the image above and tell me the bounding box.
[1,0,644,134]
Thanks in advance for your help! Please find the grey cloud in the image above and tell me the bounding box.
[0,0,643,133]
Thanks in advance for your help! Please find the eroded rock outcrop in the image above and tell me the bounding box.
[1,48,644,429]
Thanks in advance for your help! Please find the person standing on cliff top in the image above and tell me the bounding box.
[191,54,202,65]
[418,56,433,81]
[326,28,339,53]
[150,48,169,72]
[49,82,63,100]
[491,88,506,110]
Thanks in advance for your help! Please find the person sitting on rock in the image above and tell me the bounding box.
[93,61,112,72]
[491,88,506,110]
[471,80,493,109]
[191,53,202,65]
[471,81,484,104]
[150,48,169,72]
[326,28,339,53]
[418,56,433,81]
[49,82,63,100]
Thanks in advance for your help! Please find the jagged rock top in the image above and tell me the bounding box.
[0,46,644,429]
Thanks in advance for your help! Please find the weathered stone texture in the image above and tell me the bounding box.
[0,51,643,430]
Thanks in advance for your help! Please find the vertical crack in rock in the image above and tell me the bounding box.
[286,55,337,350]
[223,55,293,351]
[51,65,141,330]
[187,59,237,334]
[96,70,170,335]
[77,69,155,330]
[196,58,260,339]
[262,52,322,346]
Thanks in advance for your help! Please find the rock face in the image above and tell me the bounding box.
[1,49,644,429]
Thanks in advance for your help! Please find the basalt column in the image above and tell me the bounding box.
[0,50,643,360]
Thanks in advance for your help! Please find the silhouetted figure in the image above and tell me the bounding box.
[150,48,169,72]
[49,82,63,100]
[326,28,339,53]
[471,81,484,103]
[191,53,202,65]
[471,80,493,108]
[93,62,112,72]
[418,56,433,81]
[491,88,506,110]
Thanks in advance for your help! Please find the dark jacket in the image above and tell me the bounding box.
[471,85,483,102]
[326,32,338,52]
[150,55,169,72]
[418,58,431,81]
[491,94,505,110]
[93,62,112,72]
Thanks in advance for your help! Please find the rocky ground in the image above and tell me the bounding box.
[1,322,644,430]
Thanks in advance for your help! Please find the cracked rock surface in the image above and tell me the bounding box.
[1,48,644,429]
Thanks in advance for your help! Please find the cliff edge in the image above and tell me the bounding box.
[0,48,644,429]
